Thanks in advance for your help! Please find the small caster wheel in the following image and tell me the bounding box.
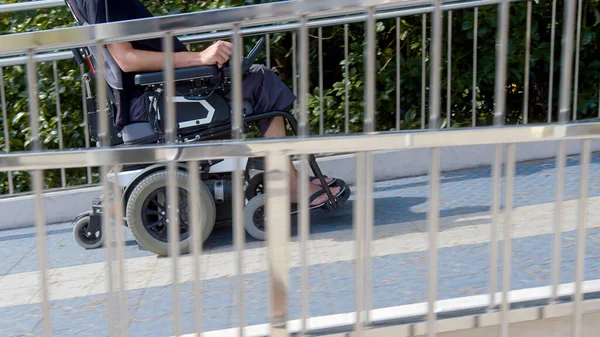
[245,172,264,201]
[73,215,104,249]
[244,193,266,241]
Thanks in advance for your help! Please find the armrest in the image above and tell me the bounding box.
[134,65,219,86]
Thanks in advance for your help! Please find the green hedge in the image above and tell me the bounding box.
[1,0,599,194]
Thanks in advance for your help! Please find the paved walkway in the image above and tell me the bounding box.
[1,152,600,336]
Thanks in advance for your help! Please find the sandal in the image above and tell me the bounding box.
[291,180,348,214]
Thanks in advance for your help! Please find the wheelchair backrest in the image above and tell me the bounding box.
[64,0,124,90]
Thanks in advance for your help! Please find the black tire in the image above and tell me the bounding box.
[125,170,216,256]
[244,193,266,241]
[245,172,264,201]
[72,215,105,249]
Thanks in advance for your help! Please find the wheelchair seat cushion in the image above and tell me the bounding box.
[121,122,159,144]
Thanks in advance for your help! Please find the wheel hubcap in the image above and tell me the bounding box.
[141,187,191,243]
[253,206,265,231]
[77,221,100,244]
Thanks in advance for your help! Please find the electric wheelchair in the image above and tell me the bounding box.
[65,1,351,256]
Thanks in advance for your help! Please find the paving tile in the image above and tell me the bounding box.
[0,303,40,337]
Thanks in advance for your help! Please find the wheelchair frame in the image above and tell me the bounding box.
[69,36,351,255]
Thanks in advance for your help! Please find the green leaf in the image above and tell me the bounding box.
[462,20,473,31]
[582,32,593,46]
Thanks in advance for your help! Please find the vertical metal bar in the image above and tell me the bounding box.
[110,164,128,337]
[232,26,244,141]
[163,35,177,144]
[364,150,373,325]
[163,33,181,337]
[365,9,376,134]
[94,40,117,337]
[0,66,14,194]
[547,0,557,123]
[318,27,324,135]
[571,0,583,121]
[523,0,532,124]
[446,10,452,129]
[234,155,246,337]
[472,7,478,127]
[292,32,298,114]
[79,64,92,185]
[500,143,515,337]
[489,144,502,311]
[429,0,442,131]
[552,140,566,302]
[344,24,350,134]
[27,49,51,337]
[421,14,426,129]
[299,15,311,336]
[493,0,510,126]
[52,60,66,187]
[558,0,578,123]
[299,158,310,337]
[232,24,246,337]
[266,154,290,337]
[428,2,442,335]
[364,7,376,324]
[354,152,366,336]
[396,17,401,131]
[266,34,271,69]
[428,147,441,337]
[573,139,590,337]
[188,160,203,335]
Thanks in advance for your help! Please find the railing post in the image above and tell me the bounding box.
[266,153,291,337]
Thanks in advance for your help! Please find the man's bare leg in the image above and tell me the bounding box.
[263,116,341,206]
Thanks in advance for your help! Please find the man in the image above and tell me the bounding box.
[96,0,344,208]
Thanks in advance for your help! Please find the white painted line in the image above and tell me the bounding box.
[1,196,600,308]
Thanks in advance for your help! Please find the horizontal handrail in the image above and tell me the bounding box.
[0,51,73,67]
[0,0,520,57]
[0,0,519,66]
[0,0,64,14]
[1,122,599,172]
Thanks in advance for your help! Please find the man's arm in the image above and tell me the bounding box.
[107,40,233,73]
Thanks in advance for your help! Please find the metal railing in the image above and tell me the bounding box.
[0,1,599,335]
[1,0,598,197]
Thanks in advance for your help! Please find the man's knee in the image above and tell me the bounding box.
[246,64,280,84]
[248,64,269,75]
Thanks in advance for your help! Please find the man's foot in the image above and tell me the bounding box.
[310,176,336,186]
[309,183,342,206]
[291,180,342,207]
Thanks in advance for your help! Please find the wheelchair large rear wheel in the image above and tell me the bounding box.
[125,170,216,256]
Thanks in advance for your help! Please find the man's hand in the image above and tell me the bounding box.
[199,40,233,68]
